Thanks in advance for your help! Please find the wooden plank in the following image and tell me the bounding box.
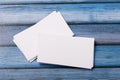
[0,0,120,4]
[0,46,120,68]
[0,68,120,79]
[0,26,27,46]
[0,4,120,25]
[0,24,120,46]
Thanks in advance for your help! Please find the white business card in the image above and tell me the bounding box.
[13,11,74,62]
[37,34,94,69]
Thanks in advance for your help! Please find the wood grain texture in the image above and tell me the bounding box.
[0,46,120,68]
[0,24,120,46]
[0,0,120,79]
[1,4,120,25]
[0,0,120,4]
[1,68,120,80]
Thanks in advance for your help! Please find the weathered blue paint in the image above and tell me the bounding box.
[0,46,120,68]
[0,0,120,79]
[0,68,120,80]
[0,0,120,4]
[0,4,120,25]
[0,24,120,46]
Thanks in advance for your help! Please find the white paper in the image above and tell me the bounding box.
[13,11,74,62]
[37,34,95,69]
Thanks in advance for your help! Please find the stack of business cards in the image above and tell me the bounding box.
[13,11,95,69]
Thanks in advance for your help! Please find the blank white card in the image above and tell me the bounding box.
[13,11,74,62]
[37,34,94,69]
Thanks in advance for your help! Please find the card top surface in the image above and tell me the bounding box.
[37,34,95,69]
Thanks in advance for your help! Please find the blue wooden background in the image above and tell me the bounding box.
[0,0,120,79]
